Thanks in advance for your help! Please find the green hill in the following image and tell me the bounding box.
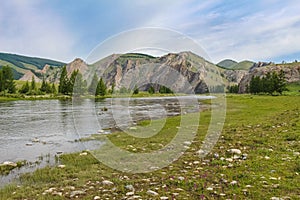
[0,53,65,79]
[217,59,238,69]
[231,60,254,70]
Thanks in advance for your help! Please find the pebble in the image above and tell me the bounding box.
[102,180,114,186]
[228,149,242,154]
[126,191,134,196]
[125,184,135,191]
[70,190,86,198]
[178,176,185,181]
[160,197,169,200]
[94,196,101,200]
[147,190,158,196]
[206,187,213,191]
[79,152,88,156]
[1,161,17,167]
[57,165,66,169]
[230,180,238,185]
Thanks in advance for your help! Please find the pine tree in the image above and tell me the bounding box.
[19,81,30,94]
[58,66,69,94]
[148,85,155,94]
[0,66,16,93]
[51,83,57,94]
[88,73,98,94]
[68,70,79,94]
[133,85,139,94]
[73,72,87,95]
[31,76,36,91]
[96,78,106,96]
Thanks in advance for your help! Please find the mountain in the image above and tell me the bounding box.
[1,51,299,94]
[217,59,238,69]
[217,59,254,71]
[0,52,66,80]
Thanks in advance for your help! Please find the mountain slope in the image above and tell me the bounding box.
[217,59,238,69]
[0,53,66,79]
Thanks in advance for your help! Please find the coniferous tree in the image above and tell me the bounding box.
[58,66,69,94]
[51,83,57,94]
[30,76,36,91]
[0,66,16,93]
[148,85,155,94]
[68,70,79,94]
[88,73,98,94]
[19,81,30,94]
[96,78,106,96]
[73,72,87,95]
[133,85,139,94]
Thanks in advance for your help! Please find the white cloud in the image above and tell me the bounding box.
[0,0,75,62]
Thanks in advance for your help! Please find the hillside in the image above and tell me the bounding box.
[217,59,254,71]
[217,59,237,69]
[0,53,65,80]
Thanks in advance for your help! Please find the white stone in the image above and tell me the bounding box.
[79,152,88,156]
[228,149,242,154]
[126,191,134,196]
[57,165,65,169]
[147,190,158,196]
[230,180,238,185]
[102,180,114,185]
[94,196,101,200]
[160,197,169,200]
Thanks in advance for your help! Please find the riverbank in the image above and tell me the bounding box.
[0,95,299,199]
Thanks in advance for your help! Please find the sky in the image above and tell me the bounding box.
[1,0,300,63]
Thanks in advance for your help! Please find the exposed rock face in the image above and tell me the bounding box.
[239,64,300,93]
[66,58,88,77]
[87,52,224,94]
[19,70,42,82]
[223,70,248,84]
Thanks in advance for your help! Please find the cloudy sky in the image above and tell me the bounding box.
[1,0,300,63]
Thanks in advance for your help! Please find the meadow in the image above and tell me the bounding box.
[0,93,299,199]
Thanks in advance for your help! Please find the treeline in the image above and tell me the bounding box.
[227,70,287,95]
[248,70,287,95]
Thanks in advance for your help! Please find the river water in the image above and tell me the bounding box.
[0,96,212,185]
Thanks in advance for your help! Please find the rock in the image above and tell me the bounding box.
[70,190,86,198]
[228,149,242,154]
[57,165,66,169]
[102,180,114,186]
[206,187,213,191]
[126,191,135,196]
[270,197,283,200]
[147,190,158,196]
[125,184,135,191]
[178,176,185,181]
[2,161,17,167]
[79,152,88,156]
[160,197,169,200]
[183,141,192,145]
[230,180,238,185]
[94,196,101,200]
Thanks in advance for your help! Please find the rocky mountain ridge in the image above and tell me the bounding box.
[1,52,300,93]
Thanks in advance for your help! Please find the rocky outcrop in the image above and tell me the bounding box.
[66,58,89,77]
[19,70,42,82]
[239,64,300,93]
[89,52,224,94]
[223,70,248,84]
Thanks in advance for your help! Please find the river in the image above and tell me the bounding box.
[0,95,212,185]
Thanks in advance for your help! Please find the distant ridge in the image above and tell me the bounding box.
[0,52,65,79]
[217,59,254,70]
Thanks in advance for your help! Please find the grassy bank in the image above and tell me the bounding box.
[0,95,299,199]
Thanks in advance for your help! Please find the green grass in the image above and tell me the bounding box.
[0,95,299,199]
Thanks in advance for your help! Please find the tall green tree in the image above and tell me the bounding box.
[88,73,98,94]
[40,78,52,93]
[148,85,155,94]
[68,70,79,94]
[30,76,36,91]
[96,78,106,96]
[51,83,57,94]
[133,85,139,94]
[58,66,69,94]
[73,72,87,95]
[19,81,30,94]
[0,66,16,93]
